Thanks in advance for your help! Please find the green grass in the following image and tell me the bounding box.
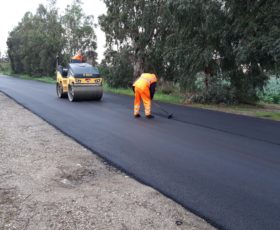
[0,62,12,75]
[190,103,280,121]
[255,112,280,121]
[18,74,56,84]
[103,84,134,96]
[153,91,183,104]
[103,83,183,104]
[0,63,56,84]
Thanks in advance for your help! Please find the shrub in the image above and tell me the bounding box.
[258,76,280,104]
[190,73,237,104]
[158,81,178,95]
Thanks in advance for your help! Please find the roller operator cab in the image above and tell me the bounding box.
[56,63,103,102]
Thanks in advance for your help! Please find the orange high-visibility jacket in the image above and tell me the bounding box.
[72,54,83,62]
[133,73,157,91]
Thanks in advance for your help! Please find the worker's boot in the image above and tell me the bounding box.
[134,114,141,118]
[146,114,154,119]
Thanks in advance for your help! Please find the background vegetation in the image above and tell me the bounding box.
[5,0,280,105]
[99,0,280,104]
[7,0,97,77]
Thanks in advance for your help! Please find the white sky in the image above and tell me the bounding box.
[0,0,107,62]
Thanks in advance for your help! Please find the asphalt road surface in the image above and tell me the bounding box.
[1,75,280,230]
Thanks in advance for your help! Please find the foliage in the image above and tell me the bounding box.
[99,48,133,88]
[224,0,280,73]
[0,62,11,74]
[7,2,64,76]
[61,0,97,59]
[165,0,225,90]
[99,0,280,103]
[191,73,237,104]
[258,76,280,104]
[220,0,280,103]
[99,0,172,79]
[7,0,97,77]
[6,0,280,104]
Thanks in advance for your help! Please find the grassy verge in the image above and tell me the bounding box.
[189,103,280,121]
[255,111,280,120]
[0,70,56,85]
[103,84,134,96]
[103,83,184,104]
[18,75,56,84]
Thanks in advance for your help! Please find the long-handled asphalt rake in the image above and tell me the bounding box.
[153,102,173,119]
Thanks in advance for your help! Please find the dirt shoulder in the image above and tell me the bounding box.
[0,93,215,230]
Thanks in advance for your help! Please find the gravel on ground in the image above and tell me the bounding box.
[0,93,215,230]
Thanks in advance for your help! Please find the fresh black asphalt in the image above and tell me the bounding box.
[1,75,280,230]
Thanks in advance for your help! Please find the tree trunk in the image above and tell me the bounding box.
[133,56,144,80]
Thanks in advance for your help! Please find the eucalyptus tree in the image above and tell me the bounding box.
[7,0,98,76]
[165,0,225,90]
[221,0,280,101]
[7,1,64,76]
[99,0,172,79]
[166,0,280,102]
[61,0,97,59]
[99,46,134,88]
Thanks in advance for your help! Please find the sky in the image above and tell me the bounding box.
[0,0,107,62]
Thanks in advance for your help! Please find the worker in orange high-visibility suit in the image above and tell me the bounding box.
[71,49,85,63]
[133,69,157,119]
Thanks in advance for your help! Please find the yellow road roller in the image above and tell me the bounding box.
[56,63,103,101]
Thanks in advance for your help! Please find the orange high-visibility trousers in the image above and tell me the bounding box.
[134,87,151,116]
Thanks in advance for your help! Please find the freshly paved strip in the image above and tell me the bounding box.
[1,75,280,230]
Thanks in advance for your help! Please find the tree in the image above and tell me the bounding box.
[221,0,280,102]
[7,0,98,77]
[7,1,64,76]
[99,0,171,79]
[165,0,226,90]
[61,0,97,60]
[99,47,133,88]
[164,0,280,102]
